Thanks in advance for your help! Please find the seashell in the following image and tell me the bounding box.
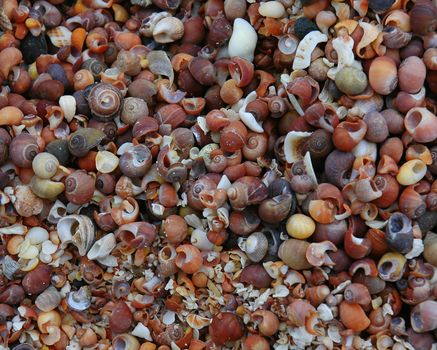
[385,212,413,254]
[283,131,312,163]
[239,92,264,132]
[258,1,285,18]
[278,239,312,270]
[382,26,412,49]
[228,18,258,63]
[59,95,76,123]
[88,82,123,121]
[398,186,426,219]
[306,241,337,267]
[410,0,437,36]
[31,177,65,200]
[175,244,203,274]
[332,35,355,72]
[57,215,95,256]
[35,286,61,312]
[369,56,398,95]
[67,286,91,311]
[333,118,367,152]
[396,159,427,186]
[293,31,328,70]
[0,47,22,79]
[47,26,71,48]
[32,152,59,179]
[191,228,214,251]
[404,107,437,143]
[116,222,157,250]
[96,151,119,174]
[240,264,272,288]
[87,233,116,261]
[378,252,406,282]
[12,185,44,217]
[153,17,184,44]
[308,200,336,225]
[334,67,368,96]
[0,106,23,126]
[356,21,380,59]
[398,56,426,94]
[354,178,382,202]
[339,302,370,332]
[239,231,268,262]
[112,334,140,350]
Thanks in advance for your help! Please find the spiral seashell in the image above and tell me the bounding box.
[88,82,123,121]
[153,17,184,44]
[121,97,148,126]
[9,133,39,168]
[240,231,268,262]
[157,244,178,277]
[57,215,95,256]
[67,286,91,311]
[396,159,427,186]
[32,152,59,179]
[385,212,413,254]
[398,186,426,219]
[382,26,412,49]
[175,244,203,274]
[68,128,106,158]
[65,170,95,205]
[115,222,157,250]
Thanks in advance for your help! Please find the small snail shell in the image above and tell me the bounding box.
[286,213,316,239]
[68,128,106,158]
[88,82,123,121]
[65,170,95,205]
[31,177,65,200]
[278,239,312,270]
[153,17,184,44]
[32,152,59,179]
[242,231,268,262]
[396,159,427,186]
[9,133,39,168]
[369,56,398,95]
[398,56,426,94]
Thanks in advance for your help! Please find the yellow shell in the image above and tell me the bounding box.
[396,159,426,186]
[286,214,316,239]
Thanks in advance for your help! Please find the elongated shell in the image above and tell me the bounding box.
[228,18,258,62]
[57,215,95,256]
[87,233,116,260]
[293,31,328,70]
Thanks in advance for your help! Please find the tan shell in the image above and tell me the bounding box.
[57,215,95,256]
[239,231,269,262]
[12,185,44,217]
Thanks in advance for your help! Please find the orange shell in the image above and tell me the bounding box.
[339,302,370,332]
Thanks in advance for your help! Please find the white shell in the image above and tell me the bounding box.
[26,227,49,245]
[292,31,328,70]
[281,74,305,116]
[303,152,318,186]
[352,140,377,161]
[239,91,264,132]
[95,151,119,173]
[283,131,312,163]
[228,18,258,62]
[87,233,116,260]
[59,95,76,123]
[191,228,214,251]
[57,215,95,256]
[258,1,286,18]
[131,323,153,341]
